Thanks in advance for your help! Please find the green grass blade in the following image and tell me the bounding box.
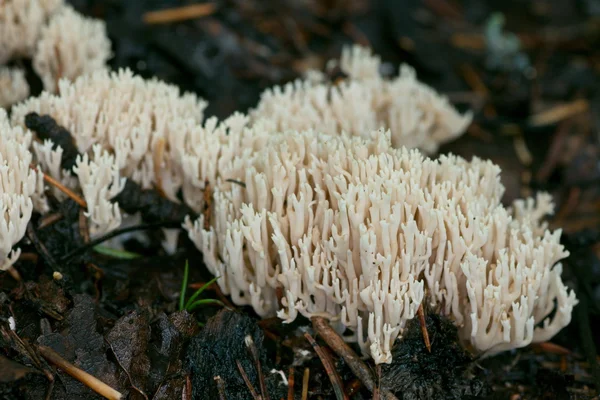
[179,261,189,311]
[186,299,223,312]
[184,275,220,311]
[93,246,141,259]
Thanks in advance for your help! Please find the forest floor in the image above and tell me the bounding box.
[1,0,600,399]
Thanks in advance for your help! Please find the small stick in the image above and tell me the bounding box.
[417,305,431,353]
[245,335,270,400]
[214,376,227,400]
[6,266,22,281]
[287,367,294,400]
[225,178,246,188]
[532,342,572,356]
[143,3,216,24]
[459,64,496,118]
[372,364,381,400]
[53,44,63,93]
[301,368,310,400]
[31,165,87,208]
[184,375,192,400]
[38,345,122,400]
[153,138,167,198]
[304,332,348,400]
[311,317,398,400]
[513,136,533,166]
[59,220,182,263]
[79,208,90,244]
[236,360,261,400]
[529,99,589,127]
[38,213,63,229]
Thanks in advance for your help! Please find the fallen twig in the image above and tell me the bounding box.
[529,99,589,127]
[143,3,216,24]
[6,266,22,281]
[236,360,261,400]
[59,220,182,263]
[304,332,348,400]
[38,213,63,229]
[31,165,87,208]
[245,335,271,400]
[301,368,310,400]
[153,138,167,198]
[311,317,398,400]
[38,345,122,400]
[287,367,294,400]
[417,305,432,353]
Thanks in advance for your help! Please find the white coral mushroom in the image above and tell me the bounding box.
[33,5,111,93]
[12,68,207,205]
[72,144,126,236]
[0,109,44,271]
[252,45,472,154]
[0,0,64,63]
[185,127,577,364]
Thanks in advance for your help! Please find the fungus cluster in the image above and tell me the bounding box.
[185,126,577,363]
[0,0,110,107]
[0,109,44,271]
[2,46,577,364]
[252,46,472,154]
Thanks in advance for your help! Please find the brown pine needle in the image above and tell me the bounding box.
[6,266,21,281]
[38,212,63,229]
[184,375,192,400]
[513,136,533,166]
[287,367,295,400]
[301,368,310,400]
[304,332,348,400]
[152,138,167,198]
[417,305,432,353]
[38,345,122,400]
[372,365,381,400]
[79,208,91,244]
[245,335,271,400]
[31,165,87,208]
[143,3,216,25]
[236,360,261,400]
[532,342,572,356]
[529,99,589,127]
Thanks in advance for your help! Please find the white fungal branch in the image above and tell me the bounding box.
[1,0,109,107]
[0,109,44,271]
[33,5,111,92]
[185,127,577,363]
[252,45,472,154]
[73,145,125,237]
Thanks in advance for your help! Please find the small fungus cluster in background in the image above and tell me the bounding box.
[0,0,110,107]
[1,44,578,364]
[252,46,473,154]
